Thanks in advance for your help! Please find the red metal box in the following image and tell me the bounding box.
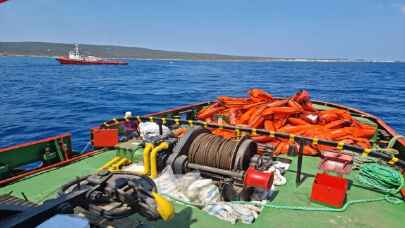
[310,173,348,208]
[91,128,119,148]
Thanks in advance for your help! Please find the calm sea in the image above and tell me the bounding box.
[1,56,404,150]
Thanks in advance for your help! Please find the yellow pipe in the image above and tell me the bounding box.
[99,156,122,171]
[143,143,154,175]
[150,142,169,179]
[109,157,130,171]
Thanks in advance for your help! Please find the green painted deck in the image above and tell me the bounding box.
[0,150,116,203]
[1,150,403,228]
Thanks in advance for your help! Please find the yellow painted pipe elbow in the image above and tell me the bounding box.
[99,156,121,171]
[143,143,154,175]
[109,157,130,171]
[150,142,169,179]
[151,192,174,221]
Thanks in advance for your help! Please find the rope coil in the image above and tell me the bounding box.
[357,163,404,203]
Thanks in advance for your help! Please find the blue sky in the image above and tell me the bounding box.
[0,0,404,60]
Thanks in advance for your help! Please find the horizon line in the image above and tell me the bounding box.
[0,40,403,62]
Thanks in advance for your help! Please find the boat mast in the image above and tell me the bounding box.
[74,44,80,56]
[68,44,82,60]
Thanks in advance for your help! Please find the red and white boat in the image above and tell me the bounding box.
[56,44,128,65]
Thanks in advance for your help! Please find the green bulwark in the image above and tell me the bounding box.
[0,149,403,227]
[0,134,72,179]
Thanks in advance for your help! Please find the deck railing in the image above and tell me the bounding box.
[101,116,405,169]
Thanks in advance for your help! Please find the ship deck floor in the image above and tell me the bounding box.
[1,149,403,228]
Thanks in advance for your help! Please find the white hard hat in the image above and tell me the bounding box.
[124,111,132,118]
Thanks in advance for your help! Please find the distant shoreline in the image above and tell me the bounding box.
[0,41,402,63]
[0,54,403,63]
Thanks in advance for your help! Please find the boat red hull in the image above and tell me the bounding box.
[56,57,128,65]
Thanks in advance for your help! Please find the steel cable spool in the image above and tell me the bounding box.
[167,127,274,194]
[168,127,257,174]
[187,132,254,171]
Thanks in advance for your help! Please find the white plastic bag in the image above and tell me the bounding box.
[154,167,206,203]
[139,122,171,140]
[154,167,263,224]
[204,202,262,224]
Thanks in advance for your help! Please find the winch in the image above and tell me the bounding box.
[0,171,174,227]
[167,127,274,199]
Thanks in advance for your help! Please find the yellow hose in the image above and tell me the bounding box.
[150,142,169,179]
[143,143,154,175]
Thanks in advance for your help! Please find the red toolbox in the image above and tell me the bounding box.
[310,173,349,208]
[91,128,119,148]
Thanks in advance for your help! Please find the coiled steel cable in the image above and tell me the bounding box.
[188,133,241,170]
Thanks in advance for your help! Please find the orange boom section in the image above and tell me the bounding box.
[196,89,376,156]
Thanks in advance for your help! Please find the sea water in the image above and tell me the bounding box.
[1,56,404,150]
